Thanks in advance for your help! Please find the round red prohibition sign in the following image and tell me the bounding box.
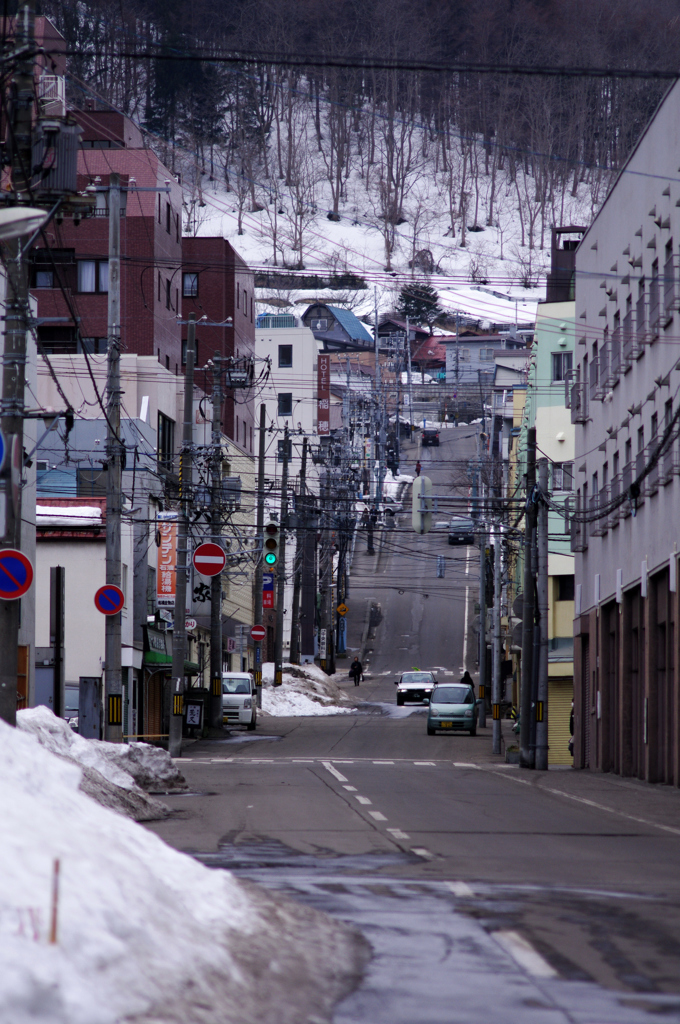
[94,585,125,615]
[0,549,34,600]
[192,542,226,577]
[250,624,266,642]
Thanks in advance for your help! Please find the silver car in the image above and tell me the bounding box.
[394,670,437,706]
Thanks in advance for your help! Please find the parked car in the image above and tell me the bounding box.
[222,672,257,730]
[427,683,478,735]
[422,428,440,447]
[448,516,476,546]
[394,670,437,706]
[64,684,79,729]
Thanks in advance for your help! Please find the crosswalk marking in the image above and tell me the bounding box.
[386,828,410,840]
[369,811,388,821]
[355,796,372,805]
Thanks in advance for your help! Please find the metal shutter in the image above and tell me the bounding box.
[548,679,574,766]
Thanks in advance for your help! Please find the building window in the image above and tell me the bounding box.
[77,467,107,496]
[165,354,170,371]
[166,202,171,234]
[34,270,54,288]
[557,575,575,601]
[158,272,161,301]
[479,347,495,361]
[553,462,573,491]
[310,318,327,331]
[459,348,471,362]
[552,351,573,382]
[183,272,198,297]
[157,412,175,473]
[278,344,293,368]
[165,278,171,310]
[278,392,293,417]
[78,260,108,293]
[79,337,107,354]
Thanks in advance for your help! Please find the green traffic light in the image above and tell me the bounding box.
[265,553,277,565]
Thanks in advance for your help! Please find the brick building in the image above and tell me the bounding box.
[182,236,255,454]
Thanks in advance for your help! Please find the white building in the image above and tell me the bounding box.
[573,79,680,786]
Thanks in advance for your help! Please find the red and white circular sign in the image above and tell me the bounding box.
[250,624,266,642]
[192,542,226,577]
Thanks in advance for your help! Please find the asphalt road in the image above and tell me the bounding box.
[146,427,680,1024]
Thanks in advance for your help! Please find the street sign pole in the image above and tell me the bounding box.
[274,423,288,687]
[0,3,35,726]
[104,173,123,742]
[252,403,266,703]
[209,359,224,727]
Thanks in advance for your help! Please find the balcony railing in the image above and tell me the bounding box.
[649,275,661,339]
[609,473,621,528]
[570,495,587,552]
[570,381,588,423]
[610,326,621,381]
[664,254,680,322]
[621,461,633,517]
[636,294,650,348]
[621,310,635,368]
[661,435,679,484]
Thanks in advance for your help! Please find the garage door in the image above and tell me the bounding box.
[548,678,573,766]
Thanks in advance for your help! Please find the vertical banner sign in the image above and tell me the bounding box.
[157,511,178,607]
[317,354,331,436]
[319,628,327,660]
[262,571,274,608]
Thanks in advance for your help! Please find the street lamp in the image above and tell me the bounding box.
[0,206,48,240]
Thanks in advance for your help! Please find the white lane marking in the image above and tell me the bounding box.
[369,811,388,821]
[414,761,436,766]
[491,771,680,836]
[373,760,395,764]
[292,759,315,763]
[453,762,480,769]
[412,847,433,859]
[387,828,410,839]
[343,785,357,791]
[322,761,348,782]
[542,786,680,837]
[355,796,372,805]
[492,930,558,978]
[445,881,475,898]
[331,760,355,764]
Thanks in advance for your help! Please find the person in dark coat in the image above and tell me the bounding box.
[415,461,422,476]
[349,656,363,685]
[460,670,475,694]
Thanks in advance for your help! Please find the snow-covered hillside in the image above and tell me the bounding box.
[178,107,595,325]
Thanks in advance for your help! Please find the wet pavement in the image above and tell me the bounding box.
[199,840,680,1024]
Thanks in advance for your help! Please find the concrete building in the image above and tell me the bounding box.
[572,80,680,786]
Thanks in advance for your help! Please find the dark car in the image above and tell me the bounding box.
[448,516,475,546]
[422,428,440,447]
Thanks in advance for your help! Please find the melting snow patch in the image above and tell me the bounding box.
[0,716,369,1023]
[261,662,357,717]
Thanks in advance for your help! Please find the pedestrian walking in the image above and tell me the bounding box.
[460,670,475,694]
[415,460,421,476]
[349,656,363,685]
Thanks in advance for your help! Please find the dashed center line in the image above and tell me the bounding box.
[373,760,395,764]
[413,761,436,766]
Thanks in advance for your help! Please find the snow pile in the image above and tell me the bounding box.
[261,662,357,717]
[16,707,186,820]
[0,717,369,1024]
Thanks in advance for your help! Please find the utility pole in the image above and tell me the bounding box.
[208,358,224,726]
[492,522,502,754]
[274,423,288,686]
[104,173,123,742]
[167,314,195,755]
[478,525,487,729]
[535,458,549,770]
[406,316,414,438]
[520,426,537,768]
[289,436,307,664]
[252,403,266,701]
[0,1,35,726]
[455,311,460,426]
[299,466,316,664]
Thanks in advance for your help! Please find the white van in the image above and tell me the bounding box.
[222,672,257,730]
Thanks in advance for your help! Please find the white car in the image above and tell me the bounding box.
[222,672,257,730]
